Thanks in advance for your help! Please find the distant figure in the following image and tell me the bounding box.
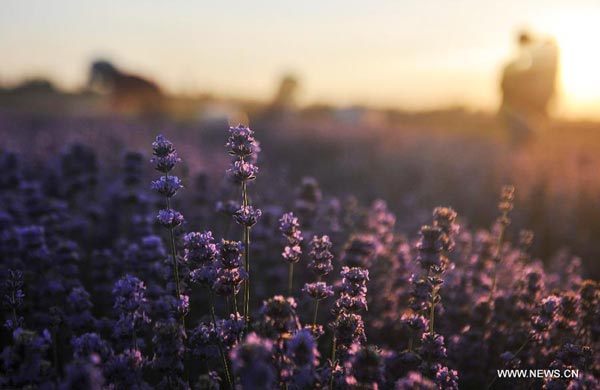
[500,31,559,144]
[262,74,300,120]
[89,60,164,115]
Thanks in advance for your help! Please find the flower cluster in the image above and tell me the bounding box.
[279,212,302,264]
[1,126,599,390]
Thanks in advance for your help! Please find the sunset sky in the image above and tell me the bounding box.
[2,0,600,119]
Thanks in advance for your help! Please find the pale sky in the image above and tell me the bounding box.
[2,0,600,119]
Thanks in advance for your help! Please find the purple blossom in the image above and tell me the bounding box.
[227,160,258,183]
[150,153,180,173]
[71,333,113,361]
[394,371,436,389]
[282,244,302,264]
[279,212,302,243]
[226,124,259,159]
[156,208,184,228]
[230,333,276,390]
[189,264,218,287]
[151,135,175,158]
[302,282,334,300]
[308,235,334,276]
[150,176,183,198]
[258,295,300,336]
[341,234,379,268]
[216,313,245,348]
[233,205,262,227]
[331,312,366,352]
[340,266,369,297]
[213,267,248,296]
[183,231,218,264]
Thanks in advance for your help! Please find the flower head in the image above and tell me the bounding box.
[183,231,218,264]
[230,333,275,390]
[233,205,262,227]
[226,125,258,159]
[308,235,334,276]
[227,160,258,183]
[151,176,183,198]
[302,282,334,301]
[156,209,184,228]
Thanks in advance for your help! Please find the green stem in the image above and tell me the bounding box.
[210,291,233,390]
[233,293,239,318]
[164,172,183,328]
[132,313,138,350]
[489,217,508,301]
[241,181,251,329]
[243,226,250,328]
[329,336,337,390]
[288,263,294,296]
[312,298,320,328]
[429,287,437,336]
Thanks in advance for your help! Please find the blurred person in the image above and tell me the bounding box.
[88,60,164,116]
[499,30,559,145]
[261,73,300,121]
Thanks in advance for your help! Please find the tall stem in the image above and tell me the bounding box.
[233,293,239,319]
[312,298,320,328]
[241,181,251,328]
[165,171,182,307]
[489,220,507,302]
[329,336,337,390]
[288,263,294,296]
[210,291,233,390]
[429,287,437,336]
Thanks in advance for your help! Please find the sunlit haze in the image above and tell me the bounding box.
[2,0,600,119]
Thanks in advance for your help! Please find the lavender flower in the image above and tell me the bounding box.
[213,239,248,296]
[230,333,275,389]
[302,282,334,301]
[308,235,334,276]
[331,312,367,354]
[226,124,259,159]
[71,333,113,361]
[151,153,181,174]
[150,176,183,198]
[286,329,319,388]
[150,134,185,311]
[216,313,245,349]
[258,295,300,336]
[156,208,184,229]
[341,234,379,268]
[213,267,248,296]
[395,372,436,390]
[183,231,218,265]
[346,345,383,388]
[233,205,262,227]
[279,212,302,243]
[151,319,186,389]
[227,160,259,184]
[416,226,446,272]
[3,269,25,330]
[112,275,149,344]
[433,207,459,252]
[151,135,176,159]
[59,353,105,390]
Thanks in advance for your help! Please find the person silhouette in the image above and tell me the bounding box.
[499,30,558,145]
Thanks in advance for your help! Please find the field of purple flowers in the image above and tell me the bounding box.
[1,123,599,389]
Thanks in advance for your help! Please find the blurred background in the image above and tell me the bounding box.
[2,0,600,276]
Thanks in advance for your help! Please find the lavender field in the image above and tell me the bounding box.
[3,1,600,388]
[1,111,599,389]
